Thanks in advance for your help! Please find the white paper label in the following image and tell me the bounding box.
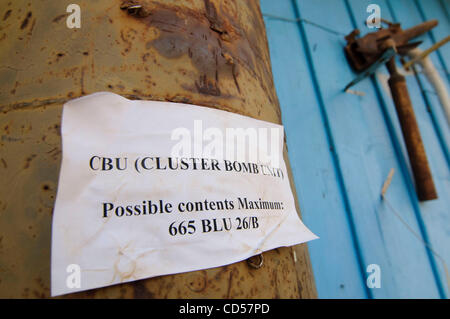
[51,92,318,296]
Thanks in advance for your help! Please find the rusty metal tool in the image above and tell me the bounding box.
[344,19,439,201]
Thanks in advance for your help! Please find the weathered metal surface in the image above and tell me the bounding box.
[0,0,316,298]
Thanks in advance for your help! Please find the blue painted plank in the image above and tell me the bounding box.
[381,0,450,298]
[295,0,441,297]
[260,0,367,298]
[347,0,449,298]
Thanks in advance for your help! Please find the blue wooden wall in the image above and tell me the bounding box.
[261,0,450,298]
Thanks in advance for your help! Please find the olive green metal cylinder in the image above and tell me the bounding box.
[0,0,316,298]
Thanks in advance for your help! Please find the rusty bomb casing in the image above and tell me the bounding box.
[0,0,316,298]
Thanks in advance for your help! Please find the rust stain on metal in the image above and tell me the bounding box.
[204,0,226,36]
[133,281,155,298]
[3,9,12,21]
[120,0,255,97]
[1,158,7,169]
[20,11,32,30]
[186,271,207,292]
[23,154,37,169]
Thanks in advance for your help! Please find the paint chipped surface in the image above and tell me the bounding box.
[0,0,280,123]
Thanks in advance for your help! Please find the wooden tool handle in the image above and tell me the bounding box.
[387,60,438,201]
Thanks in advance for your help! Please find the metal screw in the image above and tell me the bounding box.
[247,254,264,269]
